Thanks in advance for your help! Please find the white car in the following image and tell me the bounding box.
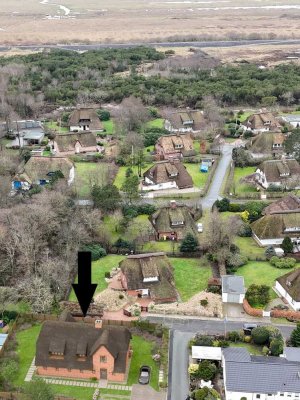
[197,223,203,233]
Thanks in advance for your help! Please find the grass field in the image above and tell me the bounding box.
[146,118,164,129]
[233,166,257,194]
[234,236,266,260]
[102,120,115,134]
[69,255,125,300]
[143,240,180,253]
[74,162,109,197]
[184,163,209,188]
[113,164,151,189]
[127,335,160,390]
[45,121,68,133]
[170,258,212,301]
[235,261,294,300]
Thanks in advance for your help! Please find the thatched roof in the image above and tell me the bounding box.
[150,204,197,240]
[257,159,300,184]
[36,321,131,373]
[16,156,74,183]
[263,195,300,215]
[68,108,103,131]
[250,133,278,154]
[157,133,195,155]
[120,253,177,301]
[277,269,300,302]
[54,132,97,152]
[251,213,300,239]
[245,112,280,131]
[143,160,193,189]
[166,110,206,131]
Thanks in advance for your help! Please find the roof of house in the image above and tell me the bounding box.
[223,347,300,394]
[68,108,103,130]
[276,268,300,302]
[143,160,193,189]
[283,347,300,362]
[192,346,222,361]
[119,253,177,301]
[263,195,300,215]
[249,132,279,154]
[150,204,198,240]
[156,133,195,156]
[36,321,131,373]
[166,110,206,131]
[257,159,300,183]
[251,212,300,239]
[245,112,280,131]
[222,275,245,295]
[54,132,97,152]
[16,156,74,183]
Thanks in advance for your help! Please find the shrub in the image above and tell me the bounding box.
[267,184,283,192]
[200,299,208,307]
[226,253,248,272]
[269,338,284,356]
[238,222,252,237]
[269,256,296,269]
[251,326,270,345]
[194,387,220,400]
[180,233,198,252]
[96,109,110,121]
[215,198,230,212]
[81,244,106,261]
[262,346,269,355]
[291,323,300,347]
[265,246,276,260]
[281,237,294,254]
[193,334,214,347]
[119,294,124,300]
[227,331,241,343]
[246,284,270,307]
[207,285,221,294]
[244,335,251,343]
[198,360,217,381]
[104,272,111,279]
[228,203,245,212]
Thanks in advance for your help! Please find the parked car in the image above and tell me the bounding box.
[243,323,258,335]
[197,223,203,233]
[138,365,151,385]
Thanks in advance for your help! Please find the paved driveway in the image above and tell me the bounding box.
[131,384,165,400]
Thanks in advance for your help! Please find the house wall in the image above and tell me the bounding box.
[142,177,178,191]
[225,390,300,400]
[222,293,244,304]
[252,233,283,247]
[70,125,90,132]
[68,166,75,186]
[275,281,300,311]
[157,231,177,240]
[36,366,96,380]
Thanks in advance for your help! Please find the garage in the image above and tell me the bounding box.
[222,275,245,304]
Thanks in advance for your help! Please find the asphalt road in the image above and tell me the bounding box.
[200,143,233,209]
[2,38,300,52]
[146,315,294,400]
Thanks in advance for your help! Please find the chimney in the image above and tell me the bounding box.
[170,200,177,209]
[95,318,103,329]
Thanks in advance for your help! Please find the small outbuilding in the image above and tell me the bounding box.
[222,275,245,304]
[192,346,222,363]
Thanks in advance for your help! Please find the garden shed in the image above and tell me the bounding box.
[222,275,245,304]
[192,346,222,363]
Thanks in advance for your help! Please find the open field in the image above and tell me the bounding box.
[1,0,300,46]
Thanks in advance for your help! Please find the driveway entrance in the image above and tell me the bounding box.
[131,384,165,400]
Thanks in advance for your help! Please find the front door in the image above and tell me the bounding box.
[100,369,107,380]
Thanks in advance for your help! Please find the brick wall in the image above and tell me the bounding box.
[242,299,263,317]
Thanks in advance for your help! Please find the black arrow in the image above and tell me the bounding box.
[72,251,97,317]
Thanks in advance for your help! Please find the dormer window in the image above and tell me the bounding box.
[76,341,87,360]
[49,339,65,359]
[175,144,183,149]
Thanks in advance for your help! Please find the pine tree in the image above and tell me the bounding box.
[180,233,198,252]
[291,323,300,347]
[281,237,293,254]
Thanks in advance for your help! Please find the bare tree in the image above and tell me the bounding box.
[17,276,53,313]
[116,96,149,134]
[202,95,225,140]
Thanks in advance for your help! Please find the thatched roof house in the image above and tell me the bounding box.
[243,112,281,133]
[119,253,177,303]
[164,110,206,133]
[248,132,285,157]
[68,108,103,132]
[155,133,195,160]
[143,160,193,191]
[255,159,300,189]
[263,195,300,215]
[150,201,198,240]
[13,156,75,189]
[251,212,300,246]
[35,317,131,381]
[52,132,99,155]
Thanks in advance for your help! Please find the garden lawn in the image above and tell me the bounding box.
[46,385,96,400]
[74,162,109,197]
[114,164,151,189]
[102,120,115,134]
[184,163,209,188]
[231,342,263,355]
[143,240,180,253]
[127,335,159,390]
[170,258,212,302]
[235,261,294,300]
[14,324,42,387]
[69,255,125,300]
[45,121,68,132]
[236,111,252,122]
[146,118,164,129]
[233,166,257,194]
[234,237,266,260]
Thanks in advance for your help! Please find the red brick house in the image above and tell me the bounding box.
[35,315,131,382]
[119,253,177,303]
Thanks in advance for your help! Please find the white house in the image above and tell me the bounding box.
[222,347,300,400]
[164,110,205,133]
[255,159,300,190]
[275,269,300,311]
[242,112,281,134]
[222,276,245,304]
[68,108,103,132]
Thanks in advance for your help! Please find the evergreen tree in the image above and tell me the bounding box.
[281,237,293,254]
[265,246,276,260]
[121,174,140,203]
[291,323,300,347]
[180,233,199,252]
[91,184,121,212]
